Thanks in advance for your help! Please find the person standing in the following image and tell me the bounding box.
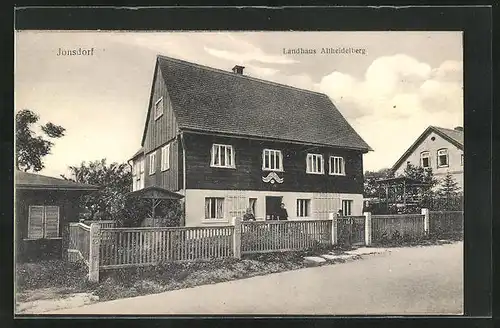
[243,207,256,221]
[277,203,289,220]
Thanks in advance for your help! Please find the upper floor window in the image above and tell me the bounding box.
[154,97,163,120]
[329,156,345,175]
[420,151,430,168]
[149,152,156,175]
[211,144,235,168]
[262,149,283,172]
[306,153,324,174]
[161,144,170,171]
[437,148,449,167]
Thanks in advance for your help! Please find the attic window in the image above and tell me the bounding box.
[154,97,164,120]
[420,151,430,168]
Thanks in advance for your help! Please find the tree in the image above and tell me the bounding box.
[62,159,183,226]
[436,172,462,210]
[16,109,66,172]
[400,163,439,209]
[364,168,394,198]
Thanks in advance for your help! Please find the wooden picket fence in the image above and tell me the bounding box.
[99,226,234,269]
[85,220,116,229]
[429,211,463,237]
[69,210,464,282]
[371,214,426,244]
[68,222,91,265]
[240,220,331,254]
[336,216,366,246]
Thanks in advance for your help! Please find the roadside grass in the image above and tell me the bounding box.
[371,232,463,248]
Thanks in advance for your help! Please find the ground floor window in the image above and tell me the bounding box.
[341,200,353,216]
[249,198,257,215]
[296,199,311,217]
[205,197,224,219]
[28,205,60,239]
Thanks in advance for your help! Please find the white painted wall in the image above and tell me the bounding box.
[394,131,463,190]
[183,189,363,227]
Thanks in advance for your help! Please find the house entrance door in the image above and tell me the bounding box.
[265,196,282,220]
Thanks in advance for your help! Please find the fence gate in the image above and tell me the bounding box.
[337,216,365,246]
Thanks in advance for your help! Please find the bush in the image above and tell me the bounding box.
[16,260,90,291]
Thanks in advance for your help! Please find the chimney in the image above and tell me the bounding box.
[454,126,463,132]
[232,65,245,75]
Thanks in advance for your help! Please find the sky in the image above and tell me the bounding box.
[15,31,463,178]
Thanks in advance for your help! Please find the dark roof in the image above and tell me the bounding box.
[126,186,184,200]
[392,125,464,171]
[130,147,144,160]
[433,126,464,146]
[140,55,372,152]
[16,171,99,191]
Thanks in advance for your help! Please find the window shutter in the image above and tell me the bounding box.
[44,206,60,238]
[28,206,44,239]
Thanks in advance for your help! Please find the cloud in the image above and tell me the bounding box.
[203,33,298,65]
[316,54,463,171]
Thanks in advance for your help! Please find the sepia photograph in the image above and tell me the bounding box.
[14,30,465,316]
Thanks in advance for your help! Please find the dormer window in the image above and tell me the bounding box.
[420,151,430,168]
[262,149,283,172]
[306,153,324,174]
[154,97,163,120]
[211,144,235,168]
[437,148,449,168]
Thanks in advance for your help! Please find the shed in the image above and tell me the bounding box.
[15,170,98,262]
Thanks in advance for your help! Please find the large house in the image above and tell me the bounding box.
[392,126,464,190]
[129,55,372,226]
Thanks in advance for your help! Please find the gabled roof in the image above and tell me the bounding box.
[392,125,464,171]
[130,147,144,160]
[140,55,372,152]
[15,171,99,191]
[126,186,184,200]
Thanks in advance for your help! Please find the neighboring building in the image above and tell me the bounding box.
[129,55,372,226]
[15,170,98,262]
[392,126,464,190]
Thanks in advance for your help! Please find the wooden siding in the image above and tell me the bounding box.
[143,64,179,154]
[144,139,180,191]
[183,133,364,194]
[15,189,81,262]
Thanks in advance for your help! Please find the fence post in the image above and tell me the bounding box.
[88,223,101,282]
[329,213,337,245]
[233,217,242,259]
[422,208,430,235]
[364,212,372,246]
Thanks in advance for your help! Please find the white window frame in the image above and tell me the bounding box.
[154,97,164,120]
[296,199,311,218]
[149,152,156,175]
[204,197,225,220]
[420,151,431,168]
[210,144,235,169]
[306,153,324,174]
[262,149,284,172]
[341,199,353,216]
[27,205,60,240]
[329,156,345,175]
[161,144,170,172]
[437,148,449,168]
